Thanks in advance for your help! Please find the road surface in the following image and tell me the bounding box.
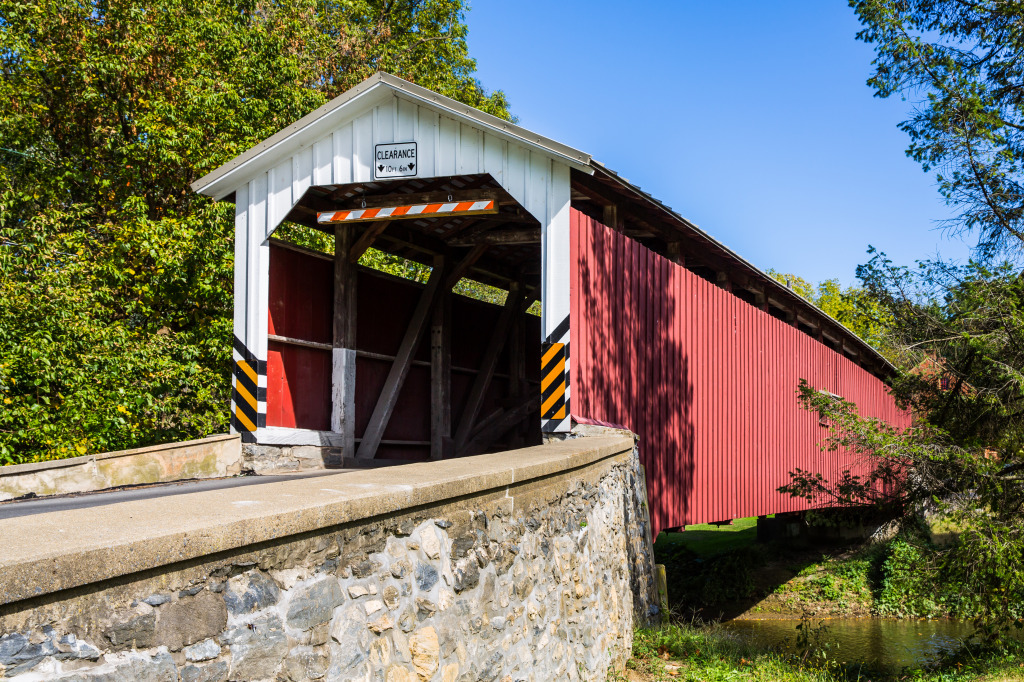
[0,470,349,520]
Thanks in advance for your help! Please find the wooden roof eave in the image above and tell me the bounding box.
[584,162,896,379]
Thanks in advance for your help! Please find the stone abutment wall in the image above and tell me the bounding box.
[0,435,655,681]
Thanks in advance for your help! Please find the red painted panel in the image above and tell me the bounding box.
[268,244,333,343]
[267,246,333,430]
[266,341,331,430]
[570,209,911,537]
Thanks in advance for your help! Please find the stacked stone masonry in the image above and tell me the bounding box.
[0,443,655,681]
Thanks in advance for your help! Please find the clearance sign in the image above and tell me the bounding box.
[374,142,417,179]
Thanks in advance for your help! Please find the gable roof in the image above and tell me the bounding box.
[191,72,592,200]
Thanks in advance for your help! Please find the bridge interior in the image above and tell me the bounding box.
[268,173,546,463]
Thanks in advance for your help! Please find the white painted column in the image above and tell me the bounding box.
[541,161,572,433]
[231,177,270,444]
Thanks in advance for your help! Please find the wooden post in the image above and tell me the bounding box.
[666,241,685,267]
[507,301,525,448]
[655,564,669,624]
[602,204,618,230]
[754,289,768,312]
[333,223,358,458]
[430,285,452,460]
[356,255,445,460]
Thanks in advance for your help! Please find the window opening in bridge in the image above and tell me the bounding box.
[817,391,844,426]
[733,288,757,306]
[768,304,788,322]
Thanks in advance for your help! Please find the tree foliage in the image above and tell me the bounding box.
[782,380,1024,639]
[0,0,509,464]
[766,269,895,355]
[775,1,1024,640]
[851,0,1024,256]
[859,252,1024,453]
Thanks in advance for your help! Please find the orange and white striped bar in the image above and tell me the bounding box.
[318,200,497,225]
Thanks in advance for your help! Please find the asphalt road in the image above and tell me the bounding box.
[0,470,347,520]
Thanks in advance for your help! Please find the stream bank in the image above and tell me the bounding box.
[656,516,950,621]
[617,622,1024,682]
[625,516,1024,680]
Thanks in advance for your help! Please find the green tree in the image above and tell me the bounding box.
[782,379,1024,640]
[766,269,895,355]
[776,2,1024,641]
[851,0,1024,256]
[0,0,509,464]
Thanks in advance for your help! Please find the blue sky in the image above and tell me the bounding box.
[465,1,973,286]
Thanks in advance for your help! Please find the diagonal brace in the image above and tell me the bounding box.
[355,257,445,459]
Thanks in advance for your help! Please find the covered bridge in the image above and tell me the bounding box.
[192,73,908,536]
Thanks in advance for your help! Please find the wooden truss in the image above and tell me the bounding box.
[331,216,538,463]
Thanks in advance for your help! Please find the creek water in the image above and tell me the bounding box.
[720,618,981,670]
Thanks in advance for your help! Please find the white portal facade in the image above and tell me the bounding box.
[193,73,592,444]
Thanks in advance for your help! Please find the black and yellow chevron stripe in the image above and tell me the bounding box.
[541,342,567,421]
[232,336,266,443]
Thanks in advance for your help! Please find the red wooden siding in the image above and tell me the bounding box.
[266,246,333,430]
[267,243,541,457]
[570,209,910,537]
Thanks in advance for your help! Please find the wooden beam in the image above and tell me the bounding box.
[334,188,503,209]
[602,204,618,229]
[349,221,392,263]
[355,349,523,381]
[716,271,732,292]
[753,289,768,312]
[355,256,446,459]
[332,224,358,458]
[666,241,685,266]
[327,174,500,203]
[448,228,540,246]
[572,174,615,207]
[454,283,525,451]
[572,172,737,272]
[430,284,452,460]
[269,334,332,351]
[444,244,489,290]
[438,216,488,241]
[442,219,503,244]
[281,212,529,292]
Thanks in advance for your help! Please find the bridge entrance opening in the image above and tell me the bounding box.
[263,174,545,463]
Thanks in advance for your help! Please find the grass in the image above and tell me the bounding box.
[656,517,759,557]
[615,623,1024,682]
